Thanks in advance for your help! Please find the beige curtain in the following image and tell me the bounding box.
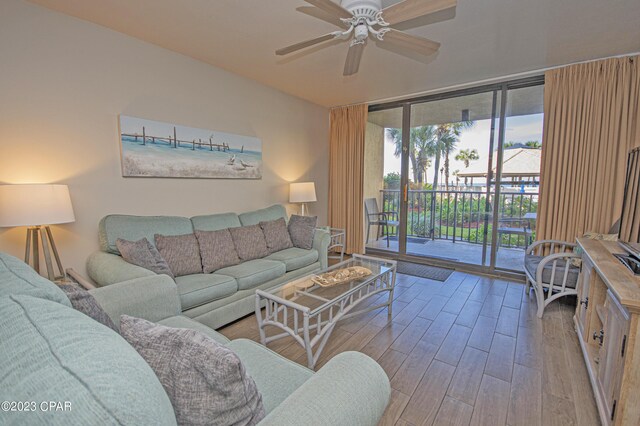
[328,104,368,254]
[537,56,640,243]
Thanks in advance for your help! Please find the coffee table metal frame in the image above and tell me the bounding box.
[254,254,397,369]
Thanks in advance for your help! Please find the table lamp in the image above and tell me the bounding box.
[0,184,75,280]
[289,182,317,216]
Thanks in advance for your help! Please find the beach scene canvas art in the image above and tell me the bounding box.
[119,115,262,179]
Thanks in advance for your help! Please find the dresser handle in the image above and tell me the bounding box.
[593,329,604,346]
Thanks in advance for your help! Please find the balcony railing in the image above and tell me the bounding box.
[379,189,538,249]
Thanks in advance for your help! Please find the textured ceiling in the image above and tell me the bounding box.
[27,0,640,107]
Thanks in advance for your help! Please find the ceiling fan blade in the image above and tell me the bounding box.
[297,6,349,28]
[304,0,353,20]
[381,0,457,26]
[276,33,338,56]
[343,42,365,76]
[381,28,440,55]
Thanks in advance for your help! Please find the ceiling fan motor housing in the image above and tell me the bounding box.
[341,0,382,20]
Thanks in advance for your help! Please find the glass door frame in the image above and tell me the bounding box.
[366,75,545,276]
[397,103,411,258]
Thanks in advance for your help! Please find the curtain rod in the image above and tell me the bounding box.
[333,51,640,109]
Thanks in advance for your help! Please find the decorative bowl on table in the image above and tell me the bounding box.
[311,266,372,287]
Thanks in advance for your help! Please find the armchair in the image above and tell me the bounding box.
[364,198,399,247]
[524,240,581,318]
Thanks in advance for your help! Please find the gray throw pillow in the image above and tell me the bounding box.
[59,283,119,332]
[116,238,175,279]
[120,315,265,426]
[288,215,317,249]
[260,218,293,254]
[229,225,269,261]
[195,229,241,273]
[154,234,203,277]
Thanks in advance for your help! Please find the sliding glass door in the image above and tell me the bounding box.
[406,91,499,267]
[493,84,544,270]
[364,106,403,254]
[364,77,544,274]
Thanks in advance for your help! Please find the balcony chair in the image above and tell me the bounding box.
[364,198,399,248]
[524,240,581,318]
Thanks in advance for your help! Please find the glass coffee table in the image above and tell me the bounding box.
[254,254,397,369]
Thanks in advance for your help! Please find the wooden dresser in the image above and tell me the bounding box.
[575,238,640,425]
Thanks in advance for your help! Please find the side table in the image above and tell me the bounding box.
[326,227,345,262]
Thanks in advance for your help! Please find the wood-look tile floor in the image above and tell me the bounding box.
[219,272,601,426]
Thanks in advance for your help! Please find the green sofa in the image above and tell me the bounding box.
[87,204,331,329]
[0,252,390,425]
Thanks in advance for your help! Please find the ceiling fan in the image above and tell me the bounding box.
[276,0,457,76]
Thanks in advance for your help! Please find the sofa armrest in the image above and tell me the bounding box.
[87,251,155,286]
[312,228,331,269]
[89,275,181,328]
[258,351,390,426]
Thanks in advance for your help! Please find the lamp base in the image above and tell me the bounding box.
[24,225,66,281]
[301,203,308,216]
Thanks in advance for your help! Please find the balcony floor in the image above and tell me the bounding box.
[366,237,525,272]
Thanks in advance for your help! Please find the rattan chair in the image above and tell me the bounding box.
[524,240,581,318]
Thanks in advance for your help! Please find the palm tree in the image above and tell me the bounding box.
[412,126,438,183]
[455,148,479,168]
[455,148,479,186]
[434,121,474,190]
[386,126,438,184]
[387,128,417,182]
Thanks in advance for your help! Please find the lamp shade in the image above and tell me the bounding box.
[289,182,317,203]
[0,184,75,227]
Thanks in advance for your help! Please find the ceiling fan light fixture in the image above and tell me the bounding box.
[354,23,369,41]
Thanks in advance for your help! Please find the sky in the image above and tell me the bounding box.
[382,113,544,184]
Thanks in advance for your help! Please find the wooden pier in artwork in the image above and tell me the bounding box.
[121,126,230,152]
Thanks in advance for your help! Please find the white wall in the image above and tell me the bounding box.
[0,0,329,277]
